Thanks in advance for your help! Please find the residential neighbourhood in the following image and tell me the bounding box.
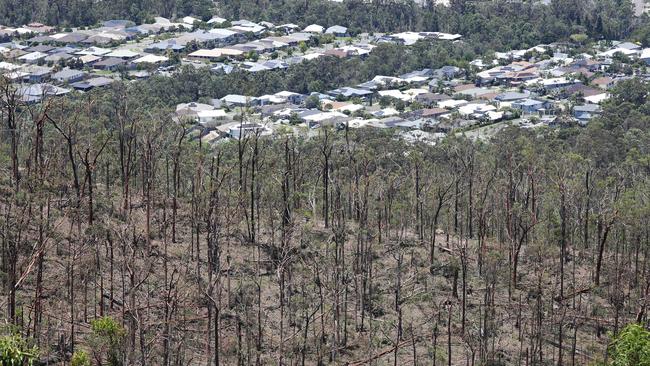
[171,35,643,143]
[0,15,641,142]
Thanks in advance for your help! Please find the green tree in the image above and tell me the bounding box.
[305,94,321,109]
[608,324,650,366]
[89,317,126,366]
[298,41,309,54]
[0,334,38,365]
[71,350,92,366]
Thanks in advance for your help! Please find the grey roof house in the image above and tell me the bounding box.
[52,68,86,83]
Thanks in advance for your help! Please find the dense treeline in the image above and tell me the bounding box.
[0,0,213,27]
[221,0,640,50]
[0,0,644,52]
[2,71,650,364]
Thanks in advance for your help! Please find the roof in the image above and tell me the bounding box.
[27,44,55,53]
[221,94,256,104]
[209,28,238,38]
[189,48,243,58]
[0,61,21,71]
[574,104,601,113]
[18,51,47,61]
[329,87,374,98]
[52,68,85,80]
[105,49,140,58]
[514,98,546,107]
[421,108,449,117]
[54,33,89,43]
[617,41,641,50]
[76,47,111,56]
[102,20,135,28]
[70,76,114,90]
[25,65,51,76]
[17,83,70,102]
[133,54,169,64]
[176,102,215,112]
[45,52,74,62]
[94,57,126,67]
[79,54,101,64]
[325,25,348,34]
[303,24,324,33]
[207,16,227,24]
[495,91,530,101]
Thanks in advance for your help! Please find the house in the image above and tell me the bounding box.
[79,54,102,65]
[415,92,451,106]
[133,54,169,65]
[592,76,614,90]
[24,22,55,34]
[239,62,271,73]
[616,41,641,51]
[53,32,89,44]
[189,48,244,61]
[584,93,610,104]
[494,91,530,108]
[221,94,259,107]
[0,61,22,72]
[261,60,288,70]
[511,98,550,115]
[422,107,450,117]
[145,40,185,53]
[207,28,240,45]
[26,44,55,53]
[76,47,111,56]
[182,16,200,26]
[258,94,286,105]
[70,76,114,91]
[274,91,306,104]
[105,49,140,59]
[18,51,47,63]
[277,23,300,33]
[24,65,51,83]
[207,16,227,25]
[555,84,602,100]
[196,109,227,124]
[573,104,601,125]
[228,123,267,139]
[17,83,70,104]
[44,52,74,63]
[434,66,462,79]
[93,57,127,71]
[438,99,469,110]
[328,87,374,100]
[529,77,580,91]
[640,48,650,65]
[300,110,348,127]
[325,25,348,36]
[458,103,498,119]
[303,24,325,34]
[399,69,432,85]
[52,68,85,83]
[230,23,266,34]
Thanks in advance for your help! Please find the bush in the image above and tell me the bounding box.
[0,334,38,365]
[71,350,92,366]
[608,323,650,366]
[89,317,126,366]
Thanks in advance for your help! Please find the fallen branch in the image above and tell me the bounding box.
[348,337,417,366]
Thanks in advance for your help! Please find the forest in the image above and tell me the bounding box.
[1,65,650,365]
[1,0,650,365]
